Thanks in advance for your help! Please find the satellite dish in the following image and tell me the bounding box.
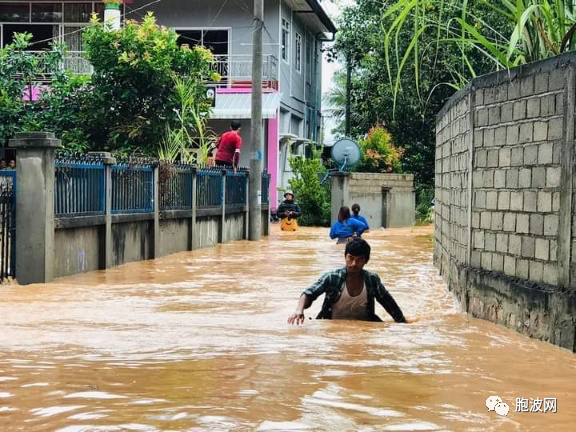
[331,139,361,171]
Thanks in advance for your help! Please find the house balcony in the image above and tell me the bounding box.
[30,51,278,90]
[211,54,278,90]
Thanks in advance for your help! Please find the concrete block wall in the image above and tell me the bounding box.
[435,52,576,351]
[435,94,471,288]
[471,70,564,285]
[331,172,415,228]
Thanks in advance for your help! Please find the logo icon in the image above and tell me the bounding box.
[486,396,509,416]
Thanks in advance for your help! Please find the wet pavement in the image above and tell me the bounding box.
[0,225,575,431]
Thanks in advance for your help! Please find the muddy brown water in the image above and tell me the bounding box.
[0,225,575,431]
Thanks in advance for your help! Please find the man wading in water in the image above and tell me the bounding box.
[287,238,407,324]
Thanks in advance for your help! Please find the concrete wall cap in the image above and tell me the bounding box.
[13,131,55,139]
[9,131,61,149]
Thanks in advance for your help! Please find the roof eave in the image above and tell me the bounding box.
[304,0,338,38]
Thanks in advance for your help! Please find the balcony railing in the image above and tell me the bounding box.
[211,54,278,89]
[28,51,278,89]
[30,50,94,77]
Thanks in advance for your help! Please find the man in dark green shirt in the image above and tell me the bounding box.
[288,238,407,324]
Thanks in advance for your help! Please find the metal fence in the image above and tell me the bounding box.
[55,158,105,217]
[159,164,194,211]
[111,164,154,214]
[196,168,223,207]
[0,171,16,281]
[261,171,270,205]
[53,157,260,217]
[225,171,247,206]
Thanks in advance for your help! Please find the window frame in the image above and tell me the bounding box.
[294,31,302,73]
[281,17,290,64]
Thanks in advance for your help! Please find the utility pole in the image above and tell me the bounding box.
[249,0,264,240]
[345,57,351,136]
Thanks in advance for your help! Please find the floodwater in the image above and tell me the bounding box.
[0,225,575,432]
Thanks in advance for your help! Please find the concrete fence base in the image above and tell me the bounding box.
[9,132,269,285]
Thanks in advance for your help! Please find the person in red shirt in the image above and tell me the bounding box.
[214,120,242,169]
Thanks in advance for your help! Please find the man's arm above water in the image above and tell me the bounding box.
[287,293,313,325]
[372,274,406,323]
[287,271,335,325]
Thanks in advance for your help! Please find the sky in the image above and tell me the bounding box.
[320,0,355,144]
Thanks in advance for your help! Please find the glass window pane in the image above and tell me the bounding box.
[0,3,29,23]
[32,3,63,23]
[176,30,202,47]
[64,3,92,23]
[3,24,59,50]
[94,3,104,20]
[202,30,228,55]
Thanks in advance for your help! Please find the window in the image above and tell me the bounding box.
[31,3,62,23]
[295,32,302,73]
[281,17,290,62]
[175,29,229,55]
[0,3,29,22]
[64,3,93,23]
[0,2,106,73]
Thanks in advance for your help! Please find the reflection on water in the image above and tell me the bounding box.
[0,225,575,431]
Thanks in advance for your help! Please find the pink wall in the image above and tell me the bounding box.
[267,114,279,211]
[22,85,47,101]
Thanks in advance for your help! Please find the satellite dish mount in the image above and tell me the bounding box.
[321,139,362,184]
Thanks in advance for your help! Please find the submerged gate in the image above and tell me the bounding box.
[0,171,15,281]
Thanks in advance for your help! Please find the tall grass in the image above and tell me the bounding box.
[383,0,576,110]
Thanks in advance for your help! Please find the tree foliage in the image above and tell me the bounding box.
[288,148,331,226]
[82,12,217,155]
[0,12,217,155]
[0,33,89,149]
[331,0,510,185]
[356,126,404,173]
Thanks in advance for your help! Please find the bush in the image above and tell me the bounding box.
[288,147,331,226]
[355,125,403,173]
[414,184,434,225]
[80,12,217,155]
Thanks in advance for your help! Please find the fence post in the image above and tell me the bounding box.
[220,169,227,244]
[190,167,197,250]
[244,171,250,239]
[9,132,60,285]
[103,155,116,268]
[152,163,160,258]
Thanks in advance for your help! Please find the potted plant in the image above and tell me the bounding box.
[103,0,123,7]
[102,0,123,30]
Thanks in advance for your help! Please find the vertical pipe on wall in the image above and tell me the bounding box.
[558,67,575,290]
[190,167,197,250]
[152,163,160,259]
[104,155,116,269]
[466,89,476,266]
[220,169,227,244]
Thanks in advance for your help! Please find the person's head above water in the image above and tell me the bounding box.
[345,237,371,263]
[337,206,351,223]
[230,120,241,131]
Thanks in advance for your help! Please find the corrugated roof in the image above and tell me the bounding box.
[211,92,282,119]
